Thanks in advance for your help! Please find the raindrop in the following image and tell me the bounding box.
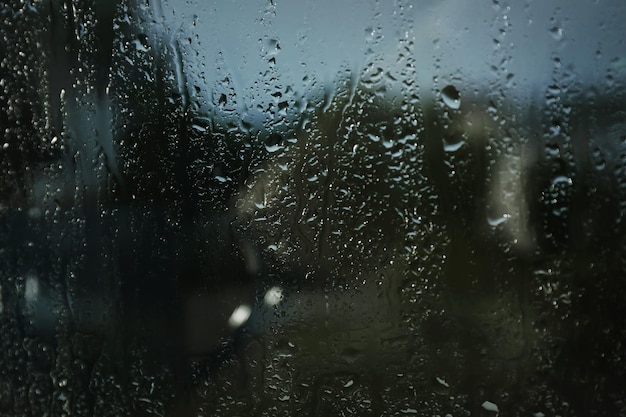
[265,143,283,153]
[591,147,606,171]
[367,133,380,142]
[443,138,464,152]
[265,132,284,152]
[435,376,449,387]
[550,25,563,41]
[482,401,499,413]
[441,84,461,109]
[487,213,511,227]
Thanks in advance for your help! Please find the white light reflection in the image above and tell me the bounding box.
[228,304,252,329]
[264,286,284,307]
[24,275,39,306]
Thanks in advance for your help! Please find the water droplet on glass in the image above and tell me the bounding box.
[443,138,464,152]
[550,26,563,41]
[265,143,283,153]
[441,84,461,109]
[487,213,511,227]
[482,401,499,413]
[435,376,450,387]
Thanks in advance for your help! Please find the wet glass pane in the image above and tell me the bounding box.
[1,0,626,416]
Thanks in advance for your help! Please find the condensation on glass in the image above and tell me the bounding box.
[1,0,625,416]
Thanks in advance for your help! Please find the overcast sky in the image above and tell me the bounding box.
[157,0,625,105]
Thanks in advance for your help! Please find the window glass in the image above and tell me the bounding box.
[1,1,625,416]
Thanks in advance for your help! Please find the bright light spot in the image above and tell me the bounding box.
[24,276,39,305]
[228,304,251,328]
[264,286,283,306]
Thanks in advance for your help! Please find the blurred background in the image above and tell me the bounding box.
[1,0,626,416]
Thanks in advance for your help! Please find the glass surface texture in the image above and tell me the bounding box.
[1,0,626,416]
